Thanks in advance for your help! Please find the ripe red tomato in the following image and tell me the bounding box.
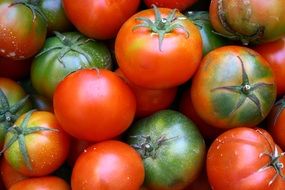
[62,0,140,39]
[9,176,70,190]
[191,46,276,129]
[53,69,136,142]
[0,0,47,60]
[207,127,285,189]
[144,0,197,11]
[115,6,202,89]
[115,69,178,118]
[253,37,285,96]
[71,140,144,190]
[3,111,70,177]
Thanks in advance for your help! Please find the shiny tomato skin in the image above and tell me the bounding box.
[71,140,144,190]
[207,127,285,190]
[253,37,285,96]
[144,0,197,11]
[4,111,70,177]
[62,0,140,39]
[115,8,202,89]
[53,69,136,142]
[9,176,70,190]
[0,0,47,60]
[191,45,276,129]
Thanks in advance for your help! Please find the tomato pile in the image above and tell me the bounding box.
[1,0,285,189]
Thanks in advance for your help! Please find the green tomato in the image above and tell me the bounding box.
[126,110,206,190]
[31,31,113,99]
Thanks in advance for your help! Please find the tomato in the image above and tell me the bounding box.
[191,46,276,129]
[115,6,202,89]
[3,111,70,177]
[126,110,206,190]
[0,157,28,189]
[253,37,285,96]
[209,0,285,45]
[0,56,32,80]
[185,11,230,55]
[9,176,70,190]
[115,69,178,118]
[0,0,47,60]
[53,69,136,142]
[0,78,31,149]
[71,140,144,190]
[38,0,73,34]
[62,0,140,40]
[31,31,112,99]
[267,96,285,151]
[144,0,197,11]
[179,85,225,144]
[207,127,285,189]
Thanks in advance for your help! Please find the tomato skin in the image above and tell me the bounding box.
[0,0,47,60]
[207,127,285,190]
[53,69,136,142]
[209,0,285,44]
[144,0,197,11]
[115,7,202,89]
[191,45,276,129]
[9,176,70,190]
[62,0,140,40]
[115,69,178,118]
[253,37,285,96]
[0,157,28,189]
[126,110,206,190]
[31,32,112,99]
[4,111,70,177]
[71,140,144,190]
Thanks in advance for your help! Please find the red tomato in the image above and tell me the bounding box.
[0,56,31,80]
[253,37,285,96]
[71,140,144,190]
[0,157,28,189]
[9,176,70,190]
[53,69,136,142]
[115,6,202,89]
[207,127,285,190]
[62,0,140,39]
[144,0,197,11]
[115,69,178,118]
[3,111,70,177]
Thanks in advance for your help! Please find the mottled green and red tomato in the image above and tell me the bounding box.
[191,46,276,129]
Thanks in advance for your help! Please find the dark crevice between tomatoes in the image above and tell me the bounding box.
[36,31,95,68]
[132,5,189,51]
[0,110,58,170]
[272,96,285,126]
[256,129,285,185]
[210,56,274,117]
[9,0,47,22]
[0,89,30,132]
[129,135,179,159]
[215,0,265,45]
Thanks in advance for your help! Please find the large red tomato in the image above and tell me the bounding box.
[53,69,136,142]
[71,140,144,190]
[207,127,285,190]
[253,37,285,96]
[62,0,140,39]
[115,6,202,89]
[0,0,47,60]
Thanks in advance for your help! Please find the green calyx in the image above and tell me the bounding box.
[211,56,274,117]
[10,0,47,23]
[133,5,189,51]
[36,32,94,68]
[0,89,29,131]
[0,110,58,170]
[216,0,265,45]
[130,135,178,159]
